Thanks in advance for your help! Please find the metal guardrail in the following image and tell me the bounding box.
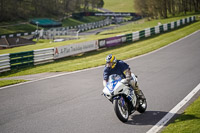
[34,48,54,65]
[0,48,54,73]
[0,54,10,73]
[9,51,34,69]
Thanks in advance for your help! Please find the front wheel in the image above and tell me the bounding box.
[113,97,129,122]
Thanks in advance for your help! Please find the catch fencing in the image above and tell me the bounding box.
[0,16,196,73]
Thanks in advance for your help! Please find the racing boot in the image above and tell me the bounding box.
[134,86,146,100]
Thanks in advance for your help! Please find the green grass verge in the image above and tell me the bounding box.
[0,80,27,87]
[162,96,200,133]
[103,0,135,12]
[0,24,38,35]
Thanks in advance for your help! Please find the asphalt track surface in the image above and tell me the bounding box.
[0,31,200,133]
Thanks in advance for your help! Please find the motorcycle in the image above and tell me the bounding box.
[102,74,147,122]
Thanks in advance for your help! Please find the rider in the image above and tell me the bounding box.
[103,54,145,99]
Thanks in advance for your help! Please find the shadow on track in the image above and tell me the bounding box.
[125,110,200,126]
[125,111,175,125]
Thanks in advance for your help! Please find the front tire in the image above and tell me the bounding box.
[113,97,129,122]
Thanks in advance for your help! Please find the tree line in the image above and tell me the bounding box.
[0,0,104,22]
[134,0,200,18]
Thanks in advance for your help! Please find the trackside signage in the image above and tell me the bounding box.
[95,12,134,17]
[54,40,98,59]
[98,36,127,48]
[106,36,122,47]
[106,36,126,47]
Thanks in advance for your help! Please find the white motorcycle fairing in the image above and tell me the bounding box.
[102,74,147,122]
[102,75,137,107]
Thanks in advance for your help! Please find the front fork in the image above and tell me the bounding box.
[113,95,133,114]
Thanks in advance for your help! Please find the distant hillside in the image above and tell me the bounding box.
[103,0,134,12]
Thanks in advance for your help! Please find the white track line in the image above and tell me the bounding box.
[146,83,200,133]
[0,66,103,90]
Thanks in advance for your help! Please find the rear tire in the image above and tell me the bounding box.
[113,97,129,122]
[137,99,147,113]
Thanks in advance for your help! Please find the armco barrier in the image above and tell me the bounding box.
[9,51,34,69]
[150,27,155,35]
[0,54,10,73]
[0,16,196,73]
[139,30,145,39]
[34,48,54,65]
[0,48,54,72]
[132,31,139,41]
[125,33,133,42]
[145,28,151,37]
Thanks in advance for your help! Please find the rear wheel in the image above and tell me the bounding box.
[113,97,129,122]
[137,99,147,113]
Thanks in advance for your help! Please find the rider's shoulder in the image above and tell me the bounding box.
[104,65,110,71]
[117,60,126,64]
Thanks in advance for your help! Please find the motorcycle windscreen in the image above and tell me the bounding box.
[106,74,122,93]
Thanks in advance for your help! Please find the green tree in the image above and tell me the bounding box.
[134,0,200,19]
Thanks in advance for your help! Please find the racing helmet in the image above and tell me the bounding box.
[105,54,117,69]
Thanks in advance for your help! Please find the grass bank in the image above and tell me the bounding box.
[162,96,200,133]
[0,80,27,87]
[103,0,135,12]
[0,23,38,35]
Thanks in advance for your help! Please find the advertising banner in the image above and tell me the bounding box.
[54,40,98,59]
[98,39,106,48]
[95,12,135,17]
[105,36,122,47]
